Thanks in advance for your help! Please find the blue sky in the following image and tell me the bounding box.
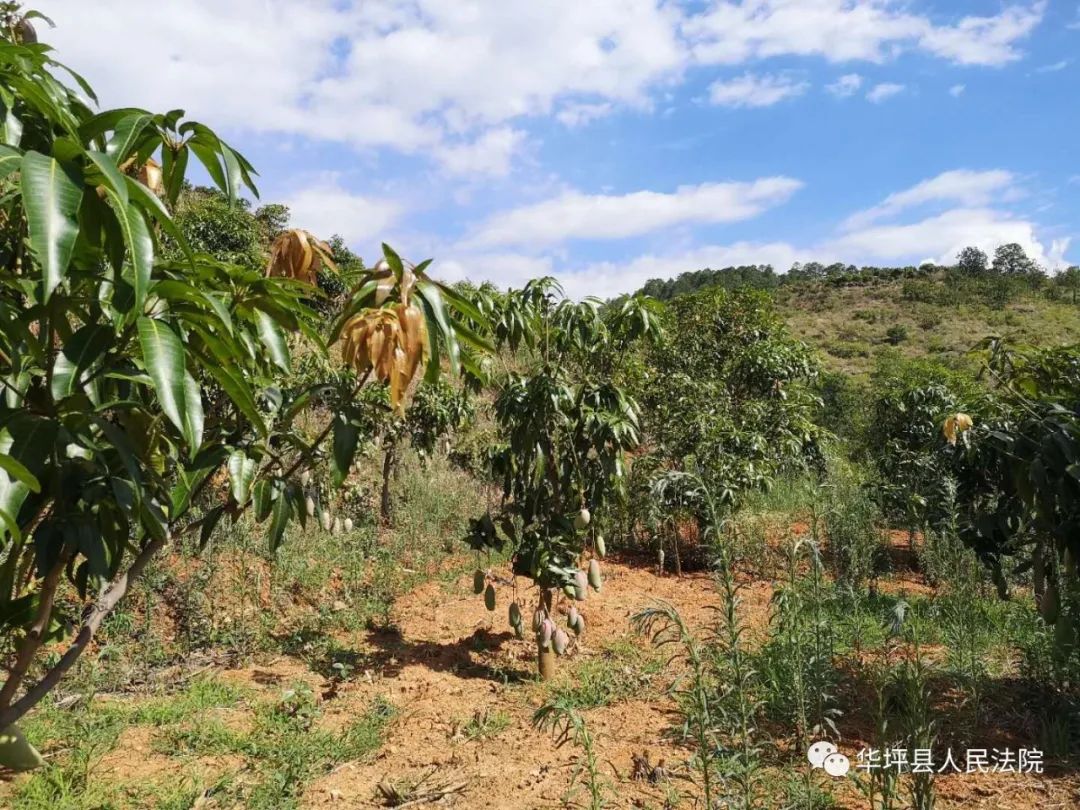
[41,0,1080,297]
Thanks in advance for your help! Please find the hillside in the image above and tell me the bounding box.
[776,276,1080,375]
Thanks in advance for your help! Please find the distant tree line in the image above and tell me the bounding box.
[637,242,1080,303]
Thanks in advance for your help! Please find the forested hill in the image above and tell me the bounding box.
[636,249,1080,375]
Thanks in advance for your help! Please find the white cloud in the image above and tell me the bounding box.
[686,1,1045,68]
[918,2,1046,65]
[438,252,556,290]
[284,177,403,248]
[40,0,1048,182]
[556,102,615,128]
[866,82,905,103]
[826,207,1065,270]
[844,169,1016,230]
[707,72,809,107]
[949,83,966,97]
[434,128,527,178]
[42,0,685,165]
[826,74,863,98]
[465,177,803,248]
[1035,59,1070,73]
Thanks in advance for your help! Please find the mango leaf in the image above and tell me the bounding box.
[0,415,56,536]
[331,415,359,488]
[200,358,266,437]
[137,317,204,452]
[0,454,39,494]
[22,151,82,301]
[227,449,256,505]
[268,487,291,552]
[102,193,153,312]
[83,149,128,206]
[252,479,273,523]
[105,112,152,162]
[50,323,112,400]
[414,279,460,376]
[255,309,290,372]
[125,176,193,267]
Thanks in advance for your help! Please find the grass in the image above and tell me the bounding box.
[546,637,663,710]
[459,707,513,741]
[776,276,1080,375]
[11,683,397,810]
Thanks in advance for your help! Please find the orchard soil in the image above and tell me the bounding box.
[4,545,1080,808]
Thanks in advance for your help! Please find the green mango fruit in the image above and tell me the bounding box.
[588,560,602,592]
[484,583,496,612]
[595,535,606,559]
[573,508,591,530]
[473,570,485,595]
[509,601,522,628]
[0,725,44,772]
[573,570,589,601]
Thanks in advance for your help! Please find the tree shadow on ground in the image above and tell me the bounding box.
[311,625,534,686]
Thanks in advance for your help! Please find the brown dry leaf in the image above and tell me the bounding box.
[266,229,336,284]
[942,412,973,445]
[137,159,163,196]
[341,305,427,414]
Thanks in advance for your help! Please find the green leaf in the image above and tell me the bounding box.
[187,140,229,199]
[181,370,205,456]
[200,358,266,437]
[434,280,489,330]
[228,450,256,505]
[102,192,153,313]
[252,479,273,523]
[137,317,204,452]
[105,112,152,163]
[0,415,56,535]
[21,151,82,302]
[0,454,39,494]
[219,143,244,203]
[331,416,359,488]
[50,323,112,400]
[268,487,291,553]
[161,144,189,206]
[83,149,128,206]
[198,504,225,550]
[255,309,290,372]
[414,280,457,375]
[125,176,194,267]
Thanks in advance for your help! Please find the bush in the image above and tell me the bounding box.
[885,325,909,345]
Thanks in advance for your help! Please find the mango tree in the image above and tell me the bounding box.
[0,17,485,768]
[464,279,661,678]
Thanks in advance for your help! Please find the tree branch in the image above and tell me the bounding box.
[0,541,72,711]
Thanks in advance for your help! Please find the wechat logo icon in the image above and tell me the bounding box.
[808,740,850,777]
